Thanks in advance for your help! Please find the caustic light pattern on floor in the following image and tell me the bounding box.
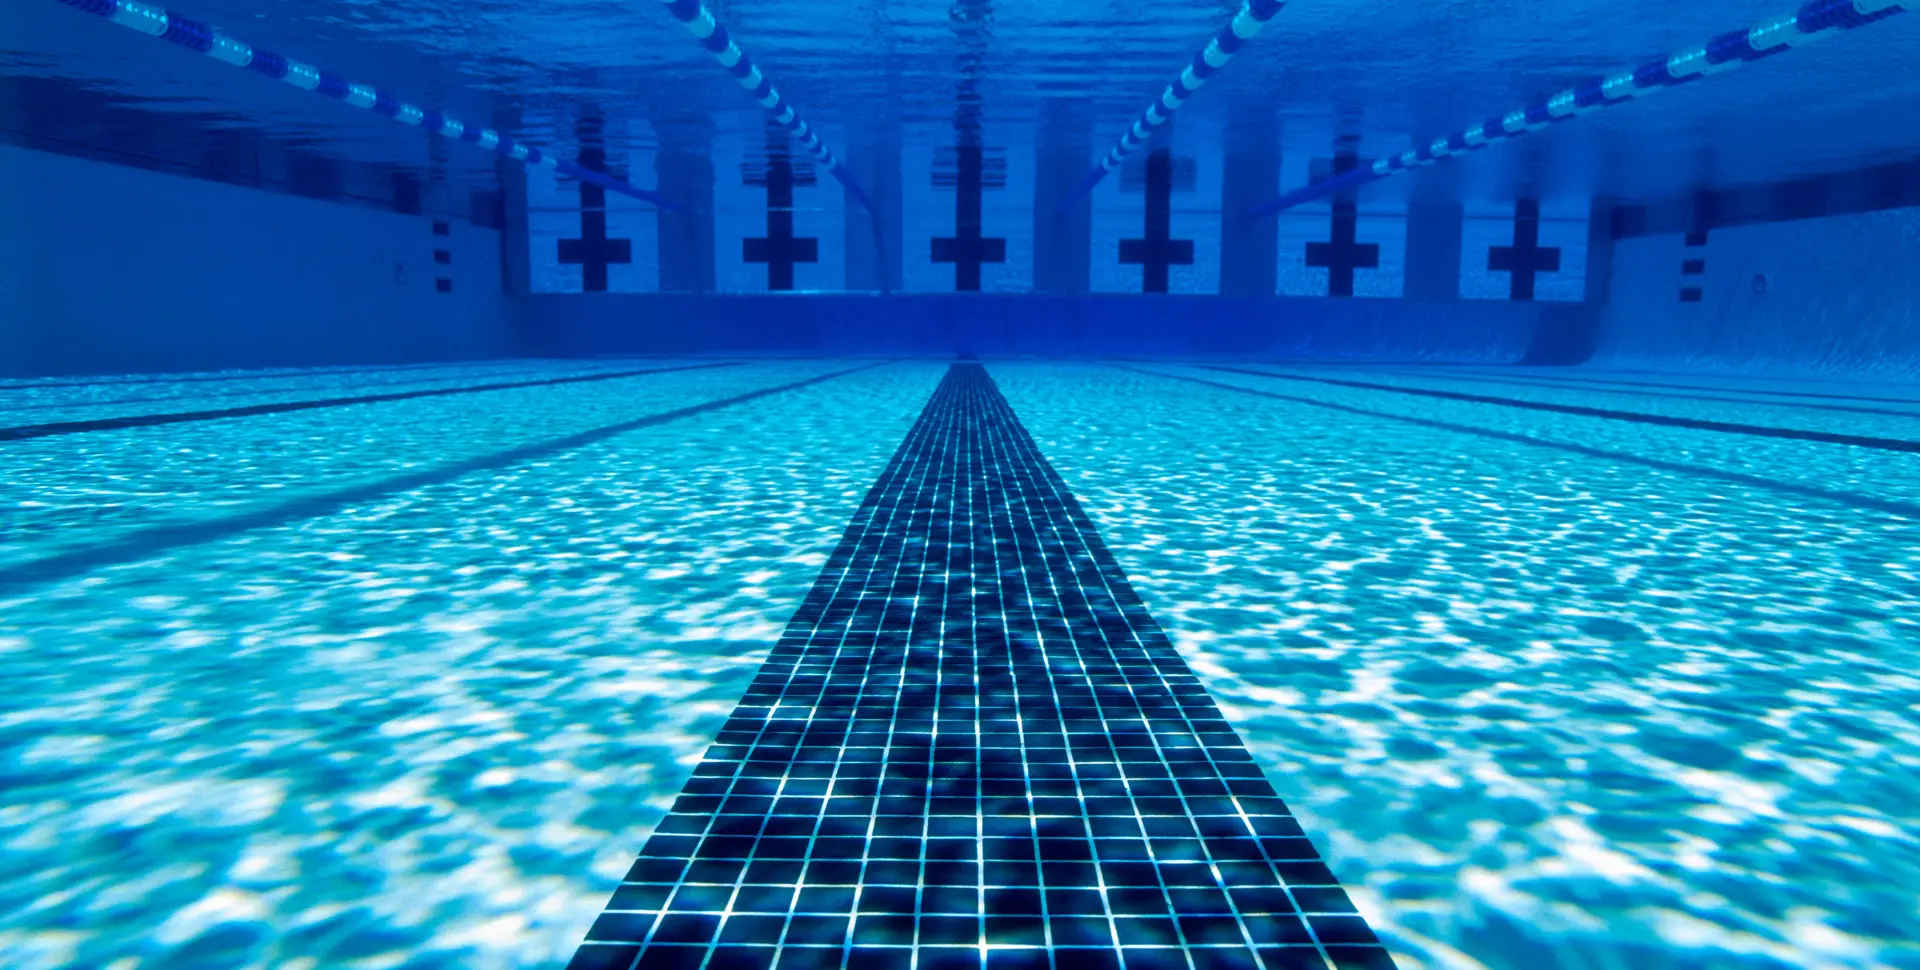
[571,366,1396,970]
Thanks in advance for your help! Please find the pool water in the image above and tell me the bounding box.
[2,360,1915,970]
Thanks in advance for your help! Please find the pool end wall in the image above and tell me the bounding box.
[526,293,1584,362]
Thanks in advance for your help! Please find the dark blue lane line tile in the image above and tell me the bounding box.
[0,359,514,392]
[1114,364,1920,522]
[0,362,890,592]
[1363,368,1920,421]
[1356,366,1920,408]
[1197,365,1920,454]
[0,362,646,415]
[0,362,740,443]
[571,364,1396,970]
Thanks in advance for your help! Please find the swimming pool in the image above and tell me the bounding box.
[2,360,1914,969]
[7,0,1920,965]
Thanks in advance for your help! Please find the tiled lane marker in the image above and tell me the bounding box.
[570,364,1396,970]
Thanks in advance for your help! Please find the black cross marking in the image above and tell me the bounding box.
[1488,198,1561,301]
[558,132,633,292]
[1305,154,1377,298]
[744,141,819,292]
[1119,149,1195,294]
[931,145,1006,291]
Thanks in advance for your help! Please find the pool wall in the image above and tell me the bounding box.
[1598,204,1920,378]
[0,143,527,377]
[7,138,1920,378]
[524,293,1586,361]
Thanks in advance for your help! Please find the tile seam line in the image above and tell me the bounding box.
[0,361,896,593]
[0,361,749,442]
[1200,365,1920,454]
[1108,364,1920,522]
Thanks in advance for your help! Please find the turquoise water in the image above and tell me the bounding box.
[2,360,1917,969]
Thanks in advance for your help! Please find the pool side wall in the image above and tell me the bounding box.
[1598,205,1920,379]
[0,142,528,378]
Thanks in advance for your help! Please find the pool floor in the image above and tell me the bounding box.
[1,358,1915,970]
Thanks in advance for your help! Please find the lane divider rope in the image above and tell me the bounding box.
[654,0,878,214]
[49,0,684,210]
[1058,0,1286,213]
[1246,0,1913,218]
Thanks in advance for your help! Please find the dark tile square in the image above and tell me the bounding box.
[984,949,1050,970]
[848,948,913,970]
[1324,947,1397,970]
[852,914,915,946]
[1229,888,1295,915]
[984,915,1045,945]
[1108,888,1168,916]
[919,947,981,970]
[745,860,803,884]
[719,915,787,945]
[924,861,979,886]
[636,946,708,970]
[922,885,979,914]
[1047,888,1105,915]
[1190,948,1260,970]
[798,887,857,913]
[1244,915,1314,947]
[775,947,844,970]
[608,885,673,911]
[1308,915,1379,945]
[985,888,1042,915]
[1114,915,1181,945]
[865,860,920,885]
[669,884,734,913]
[1292,887,1357,914]
[1180,915,1246,945]
[785,915,850,945]
[919,914,978,944]
[652,914,720,944]
[733,885,795,913]
[809,860,863,883]
[1120,948,1188,970]
[709,947,777,970]
[585,912,655,943]
[1258,949,1331,970]
[568,944,642,970]
[1054,950,1121,970]
[1049,916,1113,946]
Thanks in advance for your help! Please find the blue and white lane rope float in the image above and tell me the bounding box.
[653,0,878,214]
[48,0,683,210]
[1246,0,1913,218]
[1057,0,1286,213]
